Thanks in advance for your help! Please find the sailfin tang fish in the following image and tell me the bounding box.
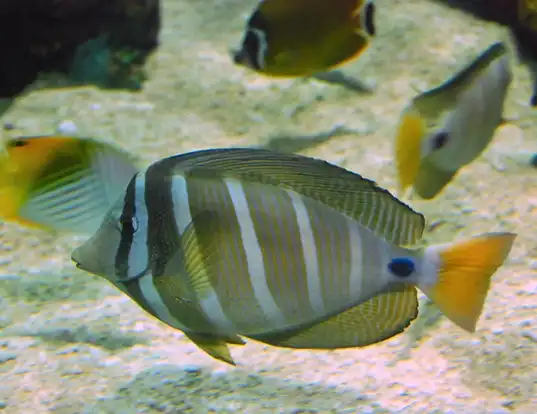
[72,148,516,365]
[394,41,512,199]
[0,135,138,234]
[233,0,376,77]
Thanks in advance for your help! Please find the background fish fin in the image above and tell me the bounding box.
[20,166,109,234]
[161,148,425,246]
[412,42,507,120]
[394,108,427,195]
[19,139,138,234]
[90,141,139,205]
[184,332,237,365]
[249,286,418,349]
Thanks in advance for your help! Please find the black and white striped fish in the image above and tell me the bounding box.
[71,148,516,365]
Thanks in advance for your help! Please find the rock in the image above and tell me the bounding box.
[0,352,17,364]
[0,0,161,111]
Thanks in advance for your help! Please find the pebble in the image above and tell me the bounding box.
[521,331,537,343]
[183,364,202,374]
[56,120,78,135]
[0,352,17,364]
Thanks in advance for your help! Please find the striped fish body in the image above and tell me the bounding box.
[73,148,427,363]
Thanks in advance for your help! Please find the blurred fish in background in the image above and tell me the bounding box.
[72,148,516,365]
[394,42,512,199]
[432,0,537,106]
[0,0,161,116]
[232,0,376,92]
[0,135,139,234]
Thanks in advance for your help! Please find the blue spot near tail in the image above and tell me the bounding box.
[388,257,415,278]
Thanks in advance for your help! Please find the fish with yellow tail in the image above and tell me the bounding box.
[0,135,138,234]
[232,0,375,77]
[71,148,516,365]
[394,41,512,200]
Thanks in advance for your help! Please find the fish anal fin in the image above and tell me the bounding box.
[249,286,418,349]
[185,332,243,366]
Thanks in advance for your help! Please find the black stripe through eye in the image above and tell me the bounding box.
[115,176,138,279]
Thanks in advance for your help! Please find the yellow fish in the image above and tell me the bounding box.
[232,0,375,77]
[394,42,512,200]
[0,135,138,234]
[72,148,515,365]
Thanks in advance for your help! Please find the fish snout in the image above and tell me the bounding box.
[71,241,107,276]
[231,47,250,67]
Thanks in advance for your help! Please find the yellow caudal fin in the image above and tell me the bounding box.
[419,232,516,332]
[394,108,426,196]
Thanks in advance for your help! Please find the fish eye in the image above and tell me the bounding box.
[431,131,449,150]
[116,215,139,234]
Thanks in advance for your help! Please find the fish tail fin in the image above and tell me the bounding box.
[418,232,516,332]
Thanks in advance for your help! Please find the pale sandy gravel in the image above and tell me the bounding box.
[0,0,536,412]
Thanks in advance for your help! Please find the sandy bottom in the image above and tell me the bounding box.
[0,0,536,412]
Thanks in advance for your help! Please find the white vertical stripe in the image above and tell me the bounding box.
[128,174,149,278]
[347,219,363,298]
[170,175,193,233]
[379,238,393,286]
[224,179,286,328]
[138,273,188,330]
[286,190,325,316]
[169,175,236,333]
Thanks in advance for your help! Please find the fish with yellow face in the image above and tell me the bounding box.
[394,42,512,200]
[232,0,376,77]
[0,135,138,234]
[72,148,515,365]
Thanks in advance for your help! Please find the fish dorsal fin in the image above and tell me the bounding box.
[157,148,425,246]
[249,285,418,349]
[411,42,508,123]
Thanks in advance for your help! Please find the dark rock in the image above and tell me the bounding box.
[0,0,160,101]
[433,0,537,106]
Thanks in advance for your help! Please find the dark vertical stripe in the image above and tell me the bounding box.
[122,279,156,316]
[114,174,162,316]
[142,163,217,333]
[114,174,138,279]
[302,196,352,314]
